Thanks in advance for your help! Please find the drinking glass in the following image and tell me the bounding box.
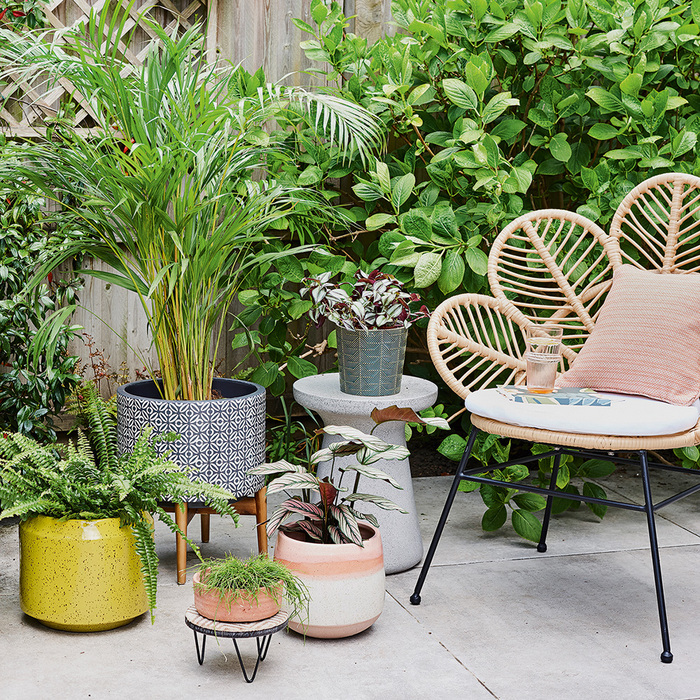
[525,325,563,394]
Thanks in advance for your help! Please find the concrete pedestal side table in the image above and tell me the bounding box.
[293,373,438,574]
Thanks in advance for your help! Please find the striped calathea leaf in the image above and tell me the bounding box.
[264,471,320,496]
[248,420,412,545]
[344,493,408,512]
[248,459,306,475]
[329,503,363,546]
[340,464,403,489]
[356,445,410,465]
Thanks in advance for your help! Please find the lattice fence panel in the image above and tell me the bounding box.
[1,0,210,136]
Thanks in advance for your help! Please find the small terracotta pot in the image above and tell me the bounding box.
[192,572,281,622]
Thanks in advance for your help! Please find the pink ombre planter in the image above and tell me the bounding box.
[274,525,385,638]
[193,572,281,622]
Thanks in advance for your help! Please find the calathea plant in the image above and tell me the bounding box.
[250,406,448,545]
[0,382,239,620]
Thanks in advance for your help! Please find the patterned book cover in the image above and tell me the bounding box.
[497,386,613,406]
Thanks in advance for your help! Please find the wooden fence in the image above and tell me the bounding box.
[2,0,392,382]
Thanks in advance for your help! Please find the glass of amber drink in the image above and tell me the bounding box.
[525,325,563,394]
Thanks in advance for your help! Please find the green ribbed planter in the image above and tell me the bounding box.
[337,326,408,396]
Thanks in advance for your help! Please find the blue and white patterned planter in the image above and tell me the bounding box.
[116,378,265,498]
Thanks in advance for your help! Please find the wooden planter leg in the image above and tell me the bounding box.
[254,487,268,556]
[175,502,188,585]
[200,513,210,543]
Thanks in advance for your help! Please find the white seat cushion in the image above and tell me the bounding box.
[465,389,700,437]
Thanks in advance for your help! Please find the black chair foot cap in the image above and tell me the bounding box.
[536,543,547,553]
[661,651,673,664]
[410,593,421,605]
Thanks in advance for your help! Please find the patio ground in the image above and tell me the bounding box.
[2,465,700,699]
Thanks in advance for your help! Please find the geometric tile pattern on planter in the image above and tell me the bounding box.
[338,326,407,396]
[116,379,265,498]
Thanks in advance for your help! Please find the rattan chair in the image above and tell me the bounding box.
[410,172,700,663]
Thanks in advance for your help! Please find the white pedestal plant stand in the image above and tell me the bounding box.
[293,373,438,574]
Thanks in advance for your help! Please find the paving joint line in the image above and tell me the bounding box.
[387,590,500,700]
[422,541,700,568]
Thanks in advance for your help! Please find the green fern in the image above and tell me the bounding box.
[132,517,159,622]
[0,380,241,621]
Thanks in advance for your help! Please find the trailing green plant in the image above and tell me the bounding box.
[0,381,240,621]
[250,405,448,545]
[0,180,82,440]
[195,553,310,621]
[0,0,382,402]
[437,429,615,541]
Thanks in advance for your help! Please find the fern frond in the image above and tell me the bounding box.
[131,518,158,623]
[67,382,118,472]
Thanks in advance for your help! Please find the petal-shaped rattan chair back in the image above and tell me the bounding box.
[608,172,700,273]
[427,293,529,399]
[488,209,614,362]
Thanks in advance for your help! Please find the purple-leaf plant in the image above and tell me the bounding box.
[301,268,429,331]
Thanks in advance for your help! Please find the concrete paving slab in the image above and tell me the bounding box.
[592,464,700,537]
[0,515,494,700]
[387,545,700,700]
[413,476,700,568]
[2,469,700,700]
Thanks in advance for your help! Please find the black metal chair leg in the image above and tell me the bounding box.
[537,451,562,553]
[639,450,673,663]
[410,427,479,605]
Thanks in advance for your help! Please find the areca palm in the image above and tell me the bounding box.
[0,3,382,400]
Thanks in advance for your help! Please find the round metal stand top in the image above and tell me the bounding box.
[184,605,289,638]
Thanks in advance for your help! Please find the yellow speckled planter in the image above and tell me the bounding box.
[19,515,148,632]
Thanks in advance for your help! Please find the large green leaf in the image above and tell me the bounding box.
[437,250,466,293]
[549,133,572,162]
[482,505,507,530]
[391,173,416,211]
[482,92,519,124]
[414,252,442,287]
[287,355,318,379]
[511,509,542,542]
[366,213,397,230]
[583,482,608,519]
[465,247,488,275]
[438,434,468,461]
[442,78,478,110]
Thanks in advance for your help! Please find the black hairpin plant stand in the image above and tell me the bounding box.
[410,427,700,664]
[185,606,289,682]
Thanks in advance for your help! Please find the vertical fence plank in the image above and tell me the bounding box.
[353,0,393,43]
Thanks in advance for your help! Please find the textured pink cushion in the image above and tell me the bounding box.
[557,265,700,406]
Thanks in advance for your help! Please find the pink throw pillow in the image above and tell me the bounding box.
[557,265,700,406]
